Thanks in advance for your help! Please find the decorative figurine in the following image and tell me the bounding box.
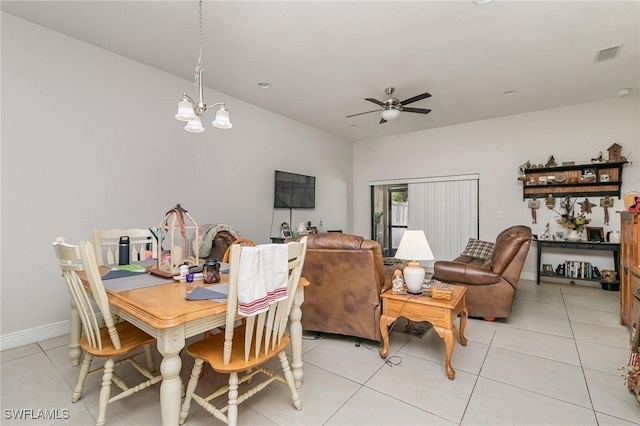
[392,269,405,294]
[517,160,531,181]
[545,194,555,209]
[600,196,613,225]
[545,155,557,168]
[607,143,626,162]
[528,198,540,224]
[578,198,596,214]
[591,151,605,163]
[540,222,551,240]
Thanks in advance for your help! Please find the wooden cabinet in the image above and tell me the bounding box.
[621,211,640,328]
[521,161,626,200]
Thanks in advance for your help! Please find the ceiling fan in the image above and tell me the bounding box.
[346,87,432,124]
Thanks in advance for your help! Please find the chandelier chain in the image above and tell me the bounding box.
[194,0,204,94]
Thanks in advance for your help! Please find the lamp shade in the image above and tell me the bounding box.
[212,106,232,129]
[175,98,197,121]
[184,117,205,133]
[381,108,400,121]
[395,230,434,261]
[395,230,434,294]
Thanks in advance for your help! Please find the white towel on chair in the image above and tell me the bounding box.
[237,244,289,317]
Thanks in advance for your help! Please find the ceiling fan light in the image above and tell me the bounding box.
[212,106,232,129]
[175,98,197,121]
[381,109,400,121]
[185,116,205,133]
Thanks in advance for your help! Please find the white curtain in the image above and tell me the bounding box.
[407,176,479,266]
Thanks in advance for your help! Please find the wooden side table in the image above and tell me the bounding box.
[379,286,468,380]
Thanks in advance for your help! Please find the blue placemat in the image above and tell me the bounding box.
[102,269,147,280]
[102,273,172,292]
[186,286,227,301]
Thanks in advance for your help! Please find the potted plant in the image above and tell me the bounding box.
[555,197,590,241]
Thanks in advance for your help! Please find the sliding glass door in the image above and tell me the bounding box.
[370,174,478,261]
[388,186,408,256]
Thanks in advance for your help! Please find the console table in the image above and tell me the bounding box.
[534,239,620,284]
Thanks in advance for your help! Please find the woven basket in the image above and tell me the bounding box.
[430,288,453,300]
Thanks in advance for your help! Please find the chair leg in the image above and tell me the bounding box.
[72,353,93,403]
[278,351,302,410]
[179,358,204,425]
[143,344,156,372]
[227,372,239,426]
[96,357,114,426]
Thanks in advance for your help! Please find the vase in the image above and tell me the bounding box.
[566,229,581,241]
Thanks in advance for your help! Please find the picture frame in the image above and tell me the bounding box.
[281,229,293,238]
[599,173,610,182]
[586,226,605,242]
[542,264,554,275]
[309,226,319,234]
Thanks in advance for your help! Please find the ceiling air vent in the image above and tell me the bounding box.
[594,45,622,63]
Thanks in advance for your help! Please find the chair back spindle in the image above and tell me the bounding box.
[53,238,120,350]
[224,238,306,365]
[92,228,157,266]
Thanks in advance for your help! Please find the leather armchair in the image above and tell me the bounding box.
[433,225,532,319]
[291,233,389,342]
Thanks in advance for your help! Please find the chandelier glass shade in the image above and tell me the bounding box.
[175,0,232,133]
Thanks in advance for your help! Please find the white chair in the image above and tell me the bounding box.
[92,228,157,266]
[221,238,256,263]
[179,238,308,426]
[52,238,162,426]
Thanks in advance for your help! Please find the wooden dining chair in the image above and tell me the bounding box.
[179,237,308,426]
[92,228,157,266]
[221,238,256,263]
[52,238,162,426]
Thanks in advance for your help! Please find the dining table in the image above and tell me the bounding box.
[68,267,309,426]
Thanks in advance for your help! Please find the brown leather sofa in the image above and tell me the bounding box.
[291,233,389,342]
[433,225,532,319]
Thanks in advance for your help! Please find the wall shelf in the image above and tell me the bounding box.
[520,161,627,200]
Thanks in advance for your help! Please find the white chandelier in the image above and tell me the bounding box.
[175,0,232,133]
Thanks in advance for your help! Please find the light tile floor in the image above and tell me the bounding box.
[2,279,640,425]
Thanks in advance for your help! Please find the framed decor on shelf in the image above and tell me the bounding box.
[586,227,604,242]
[542,264,554,275]
[281,229,293,238]
[309,226,319,234]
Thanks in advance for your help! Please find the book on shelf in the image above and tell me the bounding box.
[563,260,593,279]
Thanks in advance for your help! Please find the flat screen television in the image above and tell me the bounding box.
[274,170,316,209]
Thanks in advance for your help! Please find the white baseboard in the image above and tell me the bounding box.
[0,320,70,351]
[520,271,536,281]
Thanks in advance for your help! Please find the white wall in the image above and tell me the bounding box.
[354,98,640,280]
[1,14,352,348]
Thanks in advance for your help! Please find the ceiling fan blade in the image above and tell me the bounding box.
[379,117,387,124]
[346,109,381,118]
[400,92,431,106]
[401,107,432,114]
[365,98,385,107]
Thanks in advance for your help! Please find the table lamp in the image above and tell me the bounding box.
[395,230,435,294]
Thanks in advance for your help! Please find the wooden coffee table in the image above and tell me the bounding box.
[379,286,468,380]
